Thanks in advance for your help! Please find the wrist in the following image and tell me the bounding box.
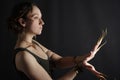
[73,56,78,65]
[73,56,78,64]
[73,64,83,74]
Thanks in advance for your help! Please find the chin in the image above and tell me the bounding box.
[35,29,42,35]
[37,31,42,35]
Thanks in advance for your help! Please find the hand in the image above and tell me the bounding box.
[85,28,107,62]
[97,73,107,80]
[75,28,107,80]
[78,61,107,80]
[75,28,107,63]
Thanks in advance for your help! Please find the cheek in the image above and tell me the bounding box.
[30,23,39,31]
[25,20,41,32]
[25,22,34,31]
[25,21,32,27]
[31,20,40,26]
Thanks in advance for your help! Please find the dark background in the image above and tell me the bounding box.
[0,0,120,80]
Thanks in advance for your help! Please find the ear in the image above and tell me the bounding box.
[18,18,26,27]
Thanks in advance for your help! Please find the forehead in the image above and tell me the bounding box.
[27,6,42,17]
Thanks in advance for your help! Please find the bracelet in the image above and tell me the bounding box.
[75,70,79,74]
[73,56,78,64]
[74,64,83,73]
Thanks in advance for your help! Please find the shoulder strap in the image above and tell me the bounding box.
[32,40,46,53]
[14,48,37,58]
[14,47,49,60]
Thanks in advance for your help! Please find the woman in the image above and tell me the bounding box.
[8,1,107,80]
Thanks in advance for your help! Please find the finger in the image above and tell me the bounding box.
[96,41,107,52]
[93,29,107,51]
[93,37,103,50]
[98,75,106,80]
[90,41,107,59]
[99,73,107,78]
[99,76,107,80]
[92,41,107,56]
[97,29,106,46]
[93,32,105,50]
[101,28,107,39]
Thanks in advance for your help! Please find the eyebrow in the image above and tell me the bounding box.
[31,14,38,17]
[31,13,42,18]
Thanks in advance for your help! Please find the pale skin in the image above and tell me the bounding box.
[15,5,107,80]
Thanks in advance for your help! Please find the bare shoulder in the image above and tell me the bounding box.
[15,50,35,61]
[15,50,53,80]
[15,50,37,71]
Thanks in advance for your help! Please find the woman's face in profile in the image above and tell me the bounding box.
[25,6,44,35]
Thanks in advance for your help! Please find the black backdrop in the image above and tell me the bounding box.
[0,0,120,80]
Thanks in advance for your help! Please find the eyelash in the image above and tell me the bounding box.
[34,17,39,19]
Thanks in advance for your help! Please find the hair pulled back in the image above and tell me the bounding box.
[8,1,37,34]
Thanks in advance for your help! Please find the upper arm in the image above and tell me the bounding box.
[15,51,52,80]
[47,50,62,61]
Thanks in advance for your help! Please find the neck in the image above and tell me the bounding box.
[18,32,35,43]
[15,32,36,49]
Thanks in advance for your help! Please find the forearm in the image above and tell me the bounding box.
[57,68,78,80]
[49,50,91,69]
[55,57,76,69]
[54,53,90,69]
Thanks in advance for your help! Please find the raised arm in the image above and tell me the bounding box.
[75,29,107,80]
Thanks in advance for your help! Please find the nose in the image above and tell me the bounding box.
[39,19,44,25]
